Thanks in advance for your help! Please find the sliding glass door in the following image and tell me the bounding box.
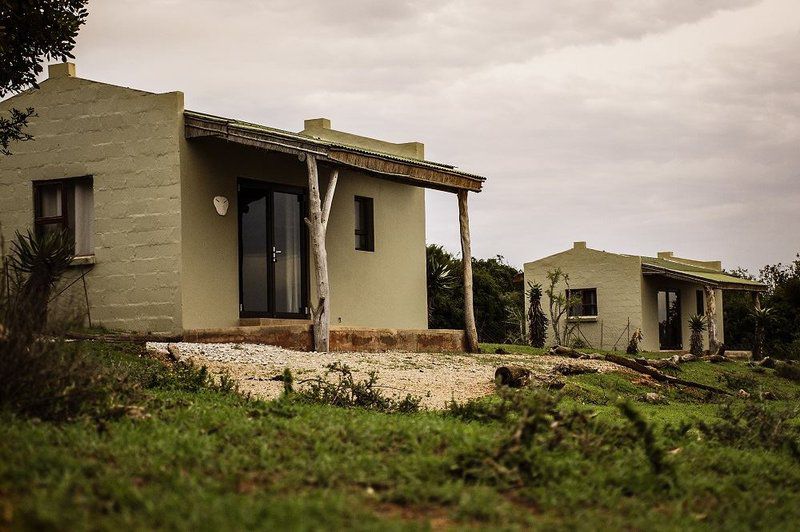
[238,180,308,318]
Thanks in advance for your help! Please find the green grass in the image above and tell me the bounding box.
[2,342,800,530]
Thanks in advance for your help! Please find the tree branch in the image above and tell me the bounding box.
[321,169,338,232]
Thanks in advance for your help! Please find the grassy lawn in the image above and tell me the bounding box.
[2,342,800,530]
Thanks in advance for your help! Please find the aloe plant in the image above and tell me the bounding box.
[526,282,548,347]
[8,229,74,332]
[751,306,772,360]
[689,314,706,356]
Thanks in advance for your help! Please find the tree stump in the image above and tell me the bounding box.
[495,366,531,388]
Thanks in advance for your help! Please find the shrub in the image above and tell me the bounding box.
[775,361,800,383]
[295,362,421,413]
[445,390,517,423]
[0,338,138,421]
[0,230,137,421]
[688,401,800,457]
[452,389,672,489]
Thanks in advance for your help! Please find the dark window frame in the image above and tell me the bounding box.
[33,176,94,255]
[354,195,374,252]
[566,288,598,317]
[33,179,70,233]
[696,289,705,316]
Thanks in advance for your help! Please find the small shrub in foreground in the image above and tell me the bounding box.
[295,362,422,413]
[775,361,800,383]
[0,339,138,421]
[451,389,673,490]
[673,400,800,458]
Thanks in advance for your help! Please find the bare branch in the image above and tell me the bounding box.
[321,169,338,231]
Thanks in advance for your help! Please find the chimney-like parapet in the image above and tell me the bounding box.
[48,62,76,79]
[573,241,587,250]
[657,251,674,259]
[300,117,425,160]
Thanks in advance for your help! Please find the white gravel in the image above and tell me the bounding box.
[147,342,624,409]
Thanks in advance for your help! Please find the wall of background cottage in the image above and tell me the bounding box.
[523,244,645,351]
[0,69,185,333]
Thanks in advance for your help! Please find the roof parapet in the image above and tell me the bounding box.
[300,117,425,160]
[657,251,674,259]
[573,241,587,250]
[48,62,76,79]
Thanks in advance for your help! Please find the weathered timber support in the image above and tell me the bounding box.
[458,190,480,353]
[752,291,763,361]
[704,285,719,354]
[305,156,338,352]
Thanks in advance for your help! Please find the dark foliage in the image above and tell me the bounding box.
[426,245,523,343]
[0,106,35,155]
[0,0,89,154]
[775,361,800,383]
[0,230,128,421]
[295,362,421,413]
[7,229,74,332]
[724,256,800,358]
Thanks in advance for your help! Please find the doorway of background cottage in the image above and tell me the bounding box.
[657,289,682,350]
[238,179,309,319]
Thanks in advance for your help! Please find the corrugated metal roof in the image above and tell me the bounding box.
[641,256,766,290]
[184,110,486,181]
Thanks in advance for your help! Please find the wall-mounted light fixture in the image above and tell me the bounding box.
[213,196,229,216]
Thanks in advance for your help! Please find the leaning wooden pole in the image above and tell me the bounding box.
[458,190,480,353]
[704,285,719,354]
[305,155,338,352]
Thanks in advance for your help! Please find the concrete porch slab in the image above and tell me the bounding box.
[182,325,467,353]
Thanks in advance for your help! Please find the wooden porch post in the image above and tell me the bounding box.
[458,190,480,353]
[305,155,338,352]
[703,285,719,354]
[752,291,762,360]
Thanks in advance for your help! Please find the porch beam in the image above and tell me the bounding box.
[458,190,480,353]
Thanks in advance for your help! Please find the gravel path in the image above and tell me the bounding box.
[147,342,624,409]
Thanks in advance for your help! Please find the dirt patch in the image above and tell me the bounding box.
[147,342,624,409]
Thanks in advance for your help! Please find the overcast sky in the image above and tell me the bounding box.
[68,0,799,272]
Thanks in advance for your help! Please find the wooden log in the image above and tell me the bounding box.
[305,156,338,352]
[603,353,730,395]
[495,366,531,387]
[458,190,480,353]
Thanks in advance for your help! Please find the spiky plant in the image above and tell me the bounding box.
[8,229,74,332]
[426,245,457,322]
[688,314,707,356]
[751,306,772,361]
[526,282,548,347]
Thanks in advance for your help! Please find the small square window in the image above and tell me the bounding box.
[33,176,94,256]
[354,196,374,252]
[566,288,598,317]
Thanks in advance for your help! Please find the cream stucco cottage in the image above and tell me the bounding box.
[524,242,766,352]
[0,63,486,351]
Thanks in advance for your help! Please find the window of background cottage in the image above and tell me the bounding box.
[566,288,598,317]
[354,196,374,252]
[33,176,94,256]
